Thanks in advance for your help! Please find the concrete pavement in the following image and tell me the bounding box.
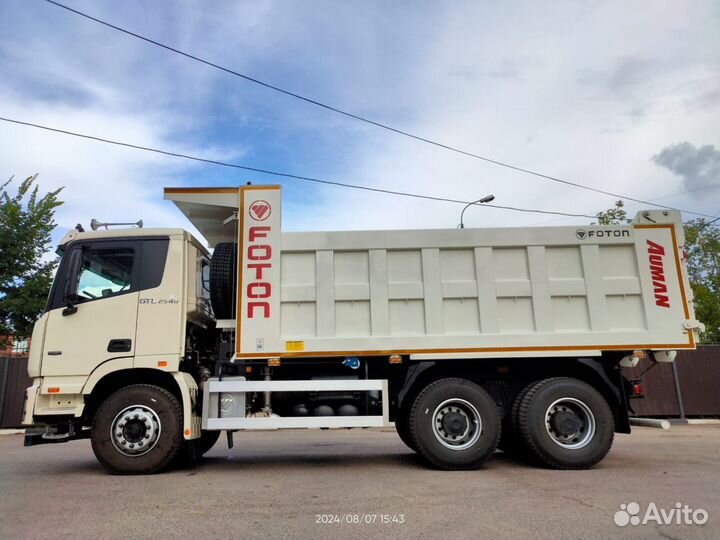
[1,425,718,540]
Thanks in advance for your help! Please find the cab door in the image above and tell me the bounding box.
[41,240,140,377]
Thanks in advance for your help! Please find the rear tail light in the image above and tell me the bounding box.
[627,379,644,399]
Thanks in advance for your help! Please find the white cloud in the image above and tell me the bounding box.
[285,1,720,231]
[1,0,718,246]
[1,96,246,241]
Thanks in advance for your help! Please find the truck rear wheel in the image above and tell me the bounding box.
[91,384,183,475]
[408,378,501,470]
[395,408,418,452]
[498,381,538,455]
[517,377,614,469]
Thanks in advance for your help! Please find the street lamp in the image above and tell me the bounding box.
[458,194,495,228]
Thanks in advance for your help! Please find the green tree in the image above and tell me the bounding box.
[684,218,720,344]
[0,175,63,343]
[595,200,630,225]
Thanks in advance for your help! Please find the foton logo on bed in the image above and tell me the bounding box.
[249,200,271,221]
[647,240,670,308]
[246,225,272,318]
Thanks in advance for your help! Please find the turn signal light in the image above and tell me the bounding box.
[389,355,402,364]
[47,387,60,393]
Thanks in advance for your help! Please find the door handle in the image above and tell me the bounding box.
[107,339,132,353]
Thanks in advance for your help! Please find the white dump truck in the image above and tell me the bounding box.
[22,185,703,473]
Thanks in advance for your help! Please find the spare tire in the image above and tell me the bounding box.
[210,242,237,319]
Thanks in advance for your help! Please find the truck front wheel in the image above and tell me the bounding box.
[91,384,183,475]
[517,377,614,469]
[408,378,501,470]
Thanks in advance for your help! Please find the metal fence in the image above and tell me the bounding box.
[627,345,720,418]
[1,347,718,427]
[0,354,32,427]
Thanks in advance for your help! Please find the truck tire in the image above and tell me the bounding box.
[408,378,501,470]
[395,408,418,452]
[210,242,237,319]
[91,384,183,475]
[498,381,538,455]
[517,377,614,469]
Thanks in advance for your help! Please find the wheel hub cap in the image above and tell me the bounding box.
[550,411,582,436]
[442,412,468,436]
[123,420,147,442]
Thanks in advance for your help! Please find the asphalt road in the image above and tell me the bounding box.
[1,425,719,540]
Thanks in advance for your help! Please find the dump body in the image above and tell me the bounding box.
[20,184,701,473]
[166,186,700,360]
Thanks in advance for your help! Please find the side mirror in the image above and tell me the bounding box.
[62,248,83,316]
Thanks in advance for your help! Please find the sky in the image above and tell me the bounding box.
[1,0,719,248]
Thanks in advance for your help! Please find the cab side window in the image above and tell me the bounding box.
[76,248,134,302]
[201,259,211,294]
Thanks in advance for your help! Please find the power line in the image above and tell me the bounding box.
[43,0,715,219]
[626,185,720,228]
[648,182,720,199]
[0,116,599,219]
[531,183,720,226]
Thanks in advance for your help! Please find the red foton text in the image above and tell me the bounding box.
[246,226,271,318]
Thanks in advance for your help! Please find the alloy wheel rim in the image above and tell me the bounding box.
[544,397,596,450]
[110,405,162,457]
[432,398,482,450]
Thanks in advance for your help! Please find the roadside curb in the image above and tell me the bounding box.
[630,418,670,429]
[630,418,720,429]
[671,419,720,425]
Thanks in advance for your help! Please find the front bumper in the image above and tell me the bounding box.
[22,380,41,426]
[23,423,90,447]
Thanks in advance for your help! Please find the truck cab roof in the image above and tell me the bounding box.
[58,227,209,256]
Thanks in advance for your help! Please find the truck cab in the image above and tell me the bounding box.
[24,227,213,456]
